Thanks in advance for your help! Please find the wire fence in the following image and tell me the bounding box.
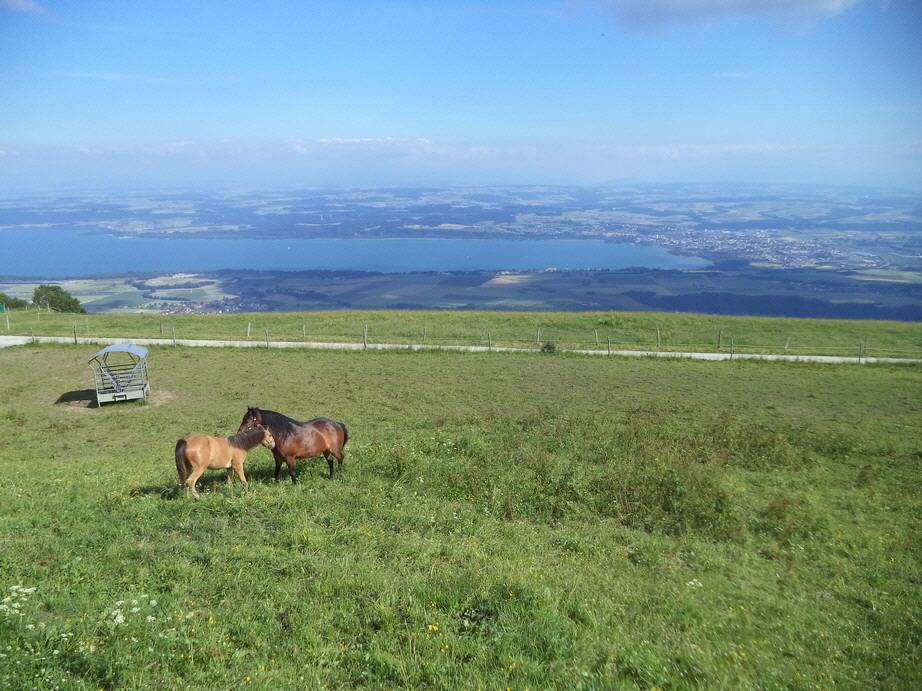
[3,305,921,359]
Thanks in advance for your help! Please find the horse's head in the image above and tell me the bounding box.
[238,406,262,433]
[258,424,276,450]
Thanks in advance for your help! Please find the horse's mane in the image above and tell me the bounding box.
[227,426,267,450]
[254,408,300,439]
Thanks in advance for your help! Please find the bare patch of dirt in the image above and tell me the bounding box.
[54,389,176,412]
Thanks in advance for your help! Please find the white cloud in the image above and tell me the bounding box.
[0,0,44,13]
[598,0,864,28]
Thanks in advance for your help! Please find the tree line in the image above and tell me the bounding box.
[0,285,86,313]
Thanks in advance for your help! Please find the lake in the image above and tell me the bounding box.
[0,229,708,277]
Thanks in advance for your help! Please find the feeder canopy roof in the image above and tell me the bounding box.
[89,343,149,363]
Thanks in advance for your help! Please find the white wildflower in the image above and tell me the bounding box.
[149,600,157,607]
[146,616,156,623]
[130,607,140,614]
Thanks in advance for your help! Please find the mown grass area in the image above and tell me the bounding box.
[1,344,920,689]
[4,308,922,358]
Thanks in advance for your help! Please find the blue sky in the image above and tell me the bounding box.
[1,0,920,190]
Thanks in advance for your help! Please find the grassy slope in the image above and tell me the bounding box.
[0,344,920,689]
[4,308,922,357]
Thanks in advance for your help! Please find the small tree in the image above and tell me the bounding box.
[32,284,86,313]
[0,291,28,310]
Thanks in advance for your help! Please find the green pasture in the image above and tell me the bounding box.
[0,341,920,689]
[4,308,922,358]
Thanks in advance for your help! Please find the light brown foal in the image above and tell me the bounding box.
[174,425,275,498]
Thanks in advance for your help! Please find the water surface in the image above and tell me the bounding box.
[0,229,708,277]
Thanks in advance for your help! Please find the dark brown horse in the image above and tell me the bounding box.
[238,407,348,482]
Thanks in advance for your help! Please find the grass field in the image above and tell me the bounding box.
[1,341,920,689]
[4,308,922,358]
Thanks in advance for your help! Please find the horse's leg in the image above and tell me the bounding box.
[286,456,298,484]
[272,449,284,482]
[185,466,206,499]
[327,447,344,479]
[233,459,248,493]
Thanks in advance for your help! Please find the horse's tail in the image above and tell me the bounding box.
[339,421,349,448]
[175,438,189,485]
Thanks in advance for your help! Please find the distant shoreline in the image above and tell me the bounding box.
[2,266,920,321]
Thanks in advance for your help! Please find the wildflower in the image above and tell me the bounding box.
[149,600,157,607]
[130,607,140,614]
[26,624,35,630]
[115,600,124,607]
[146,616,156,623]
[426,623,439,632]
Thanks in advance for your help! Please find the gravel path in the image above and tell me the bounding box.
[2,334,918,365]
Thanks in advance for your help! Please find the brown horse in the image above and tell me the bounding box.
[174,425,275,498]
[238,407,348,482]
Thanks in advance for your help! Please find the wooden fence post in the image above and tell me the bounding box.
[423,326,427,343]
[717,329,722,349]
[172,326,176,346]
[363,324,368,350]
[265,329,270,348]
[247,322,251,338]
[302,323,306,340]
[594,329,599,348]
[858,340,864,362]
[608,335,612,355]
[4,310,9,330]
[784,337,790,351]
[488,332,492,351]
[159,320,163,337]
[73,324,77,344]
[85,316,89,335]
[536,326,540,345]
[729,337,734,359]
[656,328,661,348]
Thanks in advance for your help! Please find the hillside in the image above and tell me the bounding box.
[0,328,920,688]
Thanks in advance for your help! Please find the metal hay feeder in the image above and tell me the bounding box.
[88,344,151,405]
